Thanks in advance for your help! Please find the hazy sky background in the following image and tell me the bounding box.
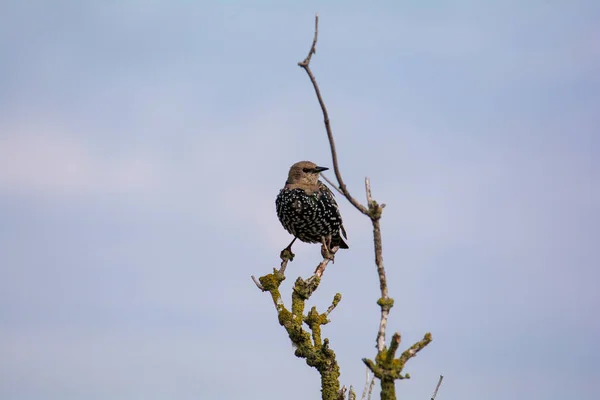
[1,1,598,399]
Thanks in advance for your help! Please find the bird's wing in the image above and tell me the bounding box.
[318,181,348,239]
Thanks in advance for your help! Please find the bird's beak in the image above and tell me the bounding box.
[314,166,329,173]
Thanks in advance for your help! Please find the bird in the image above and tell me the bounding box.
[276,160,348,259]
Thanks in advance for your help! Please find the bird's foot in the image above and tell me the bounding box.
[280,238,297,262]
[320,237,337,262]
[320,244,334,261]
[280,247,295,262]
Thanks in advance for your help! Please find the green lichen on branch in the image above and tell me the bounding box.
[291,290,306,321]
[295,276,321,299]
[305,305,331,347]
[348,386,356,400]
[280,247,295,261]
[377,296,395,311]
[363,332,433,399]
[256,266,342,400]
[330,293,342,309]
[367,200,384,220]
[259,269,285,291]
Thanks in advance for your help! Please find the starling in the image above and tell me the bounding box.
[276,161,348,257]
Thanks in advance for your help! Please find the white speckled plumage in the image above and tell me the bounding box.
[276,161,348,249]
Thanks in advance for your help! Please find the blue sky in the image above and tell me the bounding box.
[1,1,598,399]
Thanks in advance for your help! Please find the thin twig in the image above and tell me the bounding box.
[361,368,371,400]
[298,13,318,67]
[367,375,375,400]
[296,14,431,398]
[431,375,444,400]
[373,216,389,352]
[251,257,289,292]
[251,275,264,290]
[322,173,344,196]
[366,176,391,351]
[325,293,342,316]
[297,13,390,353]
[349,385,356,400]
[297,13,369,216]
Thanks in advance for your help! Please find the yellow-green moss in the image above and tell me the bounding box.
[259,271,285,291]
[332,293,342,308]
[291,292,306,320]
[320,365,341,400]
[364,332,433,398]
[368,201,384,220]
[257,261,345,400]
[377,297,395,309]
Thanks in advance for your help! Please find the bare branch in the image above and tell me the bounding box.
[431,375,444,400]
[251,275,264,290]
[314,248,336,278]
[348,385,356,400]
[297,13,369,216]
[367,375,375,400]
[322,173,344,196]
[297,14,392,355]
[294,14,432,399]
[374,216,391,352]
[298,13,318,67]
[361,368,371,400]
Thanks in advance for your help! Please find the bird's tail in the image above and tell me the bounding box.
[332,234,349,249]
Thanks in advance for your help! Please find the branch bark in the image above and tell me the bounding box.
[252,251,342,399]
[297,13,433,400]
[298,14,369,217]
[431,375,444,400]
[254,13,435,400]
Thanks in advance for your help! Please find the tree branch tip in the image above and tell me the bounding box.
[325,292,342,316]
[333,292,342,303]
[251,275,265,291]
[385,332,401,362]
[431,375,444,400]
[362,357,375,369]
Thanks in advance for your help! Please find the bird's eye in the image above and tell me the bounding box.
[302,168,313,173]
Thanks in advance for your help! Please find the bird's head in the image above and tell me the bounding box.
[286,161,329,187]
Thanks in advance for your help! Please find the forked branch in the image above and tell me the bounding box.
[251,251,342,400]
[254,13,434,400]
[298,13,368,216]
[297,13,433,400]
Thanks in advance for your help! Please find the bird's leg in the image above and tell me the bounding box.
[280,237,297,261]
[320,236,335,262]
